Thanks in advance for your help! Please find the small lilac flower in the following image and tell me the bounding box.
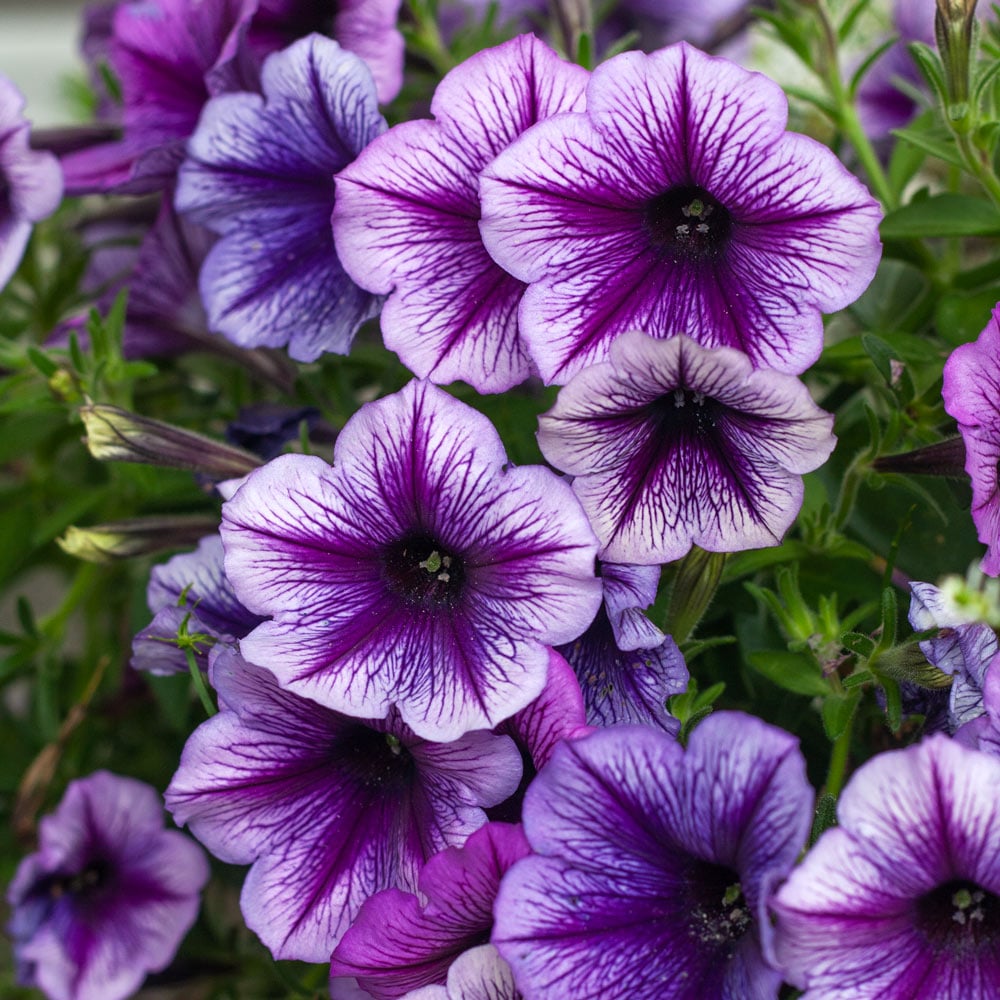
[537,332,837,564]
[493,712,813,998]
[176,33,385,361]
[221,379,603,741]
[943,303,1000,575]
[772,735,1000,998]
[61,0,257,195]
[247,0,404,103]
[131,534,264,675]
[7,771,209,1000]
[330,822,530,998]
[557,562,688,731]
[166,650,521,961]
[480,42,883,384]
[333,35,588,392]
[401,945,521,1000]
[0,76,62,292]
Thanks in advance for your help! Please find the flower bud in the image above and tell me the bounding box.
[872,436,967,477]
[81,403,262,478]
[58,516,220,563]
[935,0,979,118]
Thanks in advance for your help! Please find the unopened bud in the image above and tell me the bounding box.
[81,403,262,478]
[935,0,979,116]
[58,516,220,563]
[872,436,967,477]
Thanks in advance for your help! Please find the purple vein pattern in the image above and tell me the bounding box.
[480,41,883,384]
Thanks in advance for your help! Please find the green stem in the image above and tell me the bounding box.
[406,0,456,76]
[825,714,853,799]
[954,129,1000,209]
[185,647,216,718]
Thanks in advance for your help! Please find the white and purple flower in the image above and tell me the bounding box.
[493,712,813,998]
[221,378,603,740]
[537,332,836,564]
[7,771,208,1000]
[176,33,385,361]
[166,650,522,962]
[333,35,588,392]
[480,42,883,383]
[942,303,1000,576]
[773,736,1000,997]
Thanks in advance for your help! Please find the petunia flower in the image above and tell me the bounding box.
[131,534,264,675]
[166,650,522,961]
[493,712,813,998]
[556,561,688,731]
[221,378,603,741]
[329,822,530,998]
[942,303,1000,575]
[0,75,62,292]
[7,771,209,1000]
[480,41,883,384]
[176,33,385,361]
[772,735,1000,998]
[536,332,836,564]
[332,34,588,392]
[400,945,521,1000]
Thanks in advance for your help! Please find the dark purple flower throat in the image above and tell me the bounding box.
[643,185,732,264]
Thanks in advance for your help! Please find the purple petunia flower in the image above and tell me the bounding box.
[329,821,530,998]
[333,34,588,393]
[772,735,1000,997]
[131,534,264,675]
[942,303,1000,575]
[7,771,208,1000]
[176,33,385,361]
[400,945,521,1000]
[537,332,836,564]
[480,42,883,384]
[166,649,522,961]
[0,76,62,292]
[557,561,688,732]
[221,378,603,741]
[493,712,813,998]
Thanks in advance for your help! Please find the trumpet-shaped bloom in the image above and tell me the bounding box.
[942,304,1000,575]
[537,332,836,564]
[493,712,813,999]
[333,35,588,392]
[557,562,688,731]
[7,771,208,1000]
[0,76,62,291]
[176,34,385,361]
[221,378,602,741]
[772,736,1000,998]
[166,650,521,962]
[480,42,882,384]
[330,822,530,998]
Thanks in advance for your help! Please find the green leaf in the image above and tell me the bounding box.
[891,123,963,168]
[841,631,876,659]
[880,194,1000,238]
[809,793,838,845]
[822,690,861,741]
[747,650,830,698]
[881,676,903,732]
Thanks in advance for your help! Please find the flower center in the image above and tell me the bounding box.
[915,879,1000,953]
[46,858,111,901]
[684,861,752,951]
[335,724,416,790]
[642,185,732,264]
[381,532,465,609]
[646,387,723,439]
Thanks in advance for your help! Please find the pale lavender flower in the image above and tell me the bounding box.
[7,771,208,1000]
[176,34,385,361]
[480,42,882,384]
[494,712,813,998]
[166,650,522,961]
[221,379,602,741]
[333,35,588,392]
[0,76,62,291]
[330,822,530,998]
[401,946,521,1000]
[943,303,1000,575]
[773,736,1000,998]
[537,332,836,564]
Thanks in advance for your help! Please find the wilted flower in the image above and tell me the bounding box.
[7,771,208,1000]
[0,75,62,291]
[221,378,602,740]
[480,42,882,383]
[536,332,836,564]
[493,713,813,998]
